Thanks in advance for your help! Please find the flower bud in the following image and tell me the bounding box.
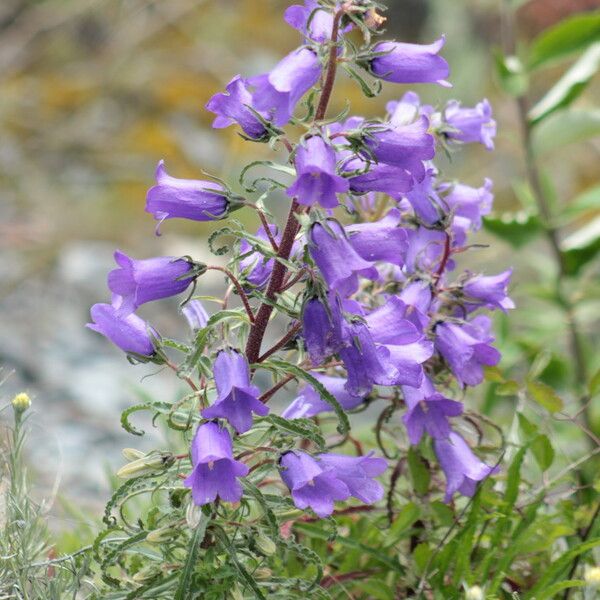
[254,532,277,556]
[465,585,484,600]
[229,583,245,600]
[12,393,31,413]
[122,448,146,461]
[585,566,600,587]
[146,525,180,544]
[253,568,272,580]
[185,501,204,528]
[132,565,162,583]
[116,452,174,479]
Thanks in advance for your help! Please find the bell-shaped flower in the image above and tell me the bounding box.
[345,209,409,266]
[445,99,496,151]
[318,452,387,504]
[184,422,249,506]
[206,75,268,140]
[363,117,435,182]
[146,161,229,232]
[239,225,280,289]
[282,373,365,419]
[345,157,413,197]
[399,280,432,330]
[301,295,347,364]
[107,251,195,314]
[403,168,443,225]
[404,226,451,275]
[285,0,351,42]
[287,136,349,208]
[434,431,498,502]
[401,376,463,445]
[202,349,268,433]
[441,179,494,233]
[369,37,450,87]
[250,47,321,127]
[309,220,378,297]
[463,269,514,312]
[182,299,209,331]
[435,316,501,387]
[87,303,157,356]
[387,91,431,127]
[279,451,350,517]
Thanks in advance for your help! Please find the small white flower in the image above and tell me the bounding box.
[465,585,484,600]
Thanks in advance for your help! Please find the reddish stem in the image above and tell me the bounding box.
[166,360,200,392]
[258,322,302,363]
[245,200,301,363]
[207,266,255,324]
[259,373,296,404]
[433,231,452,286]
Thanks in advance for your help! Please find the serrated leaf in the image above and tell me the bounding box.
[531,434,554,472]
[262,414,326,449]
[527,381,563,413]
[174,513,210,600]
[529,42,600,125]
[528,11,600,69]
[259,360,350,435]
[533,108,600,155]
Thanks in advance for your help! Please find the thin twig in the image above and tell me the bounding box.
[207,266,255,324]
[257,322,302,363]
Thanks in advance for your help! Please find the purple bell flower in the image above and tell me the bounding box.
[445,99,496,151]
[202,349,269,433]
[441,179,494,232]
[435,316,501,387]
[318,452,388,504]
[345,209,408,266]
[434,431,498,502]
[309,220,378,297]
[239,225,280,289]
[107,251,195,314]
[279,451,350,517]
[182,299,209,331]
[369,36,450,87]
[401,376,463,445]
[302,295,346,364]
[404,227,450,275]
[345,157,413,197]
[403,168,443,225]
[250,47,321,127]
[363,117,435,182]
[206,75,268,140]
[287,136,349,208]
[146,161,229,232]
[184,422,250,506]
[387,92,432,127]
[285,0,351,42]
[282,373,365,419]
[87,303,156,356]
[463,269,514,312]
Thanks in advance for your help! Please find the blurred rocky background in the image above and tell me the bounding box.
[0,0,598,531]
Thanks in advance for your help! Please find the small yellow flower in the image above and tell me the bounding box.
[11,392,31,413]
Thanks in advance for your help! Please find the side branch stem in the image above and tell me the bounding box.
[207,266,255,324]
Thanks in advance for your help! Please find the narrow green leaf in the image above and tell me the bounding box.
[561,215,600,275]
[517,413,538,442]
[560,184,600,224]
[260,360,350,435]
[174,513,210,600]
[533,108,600,155]
[528,11,600,69]
[497,380,520,396]
[529,42,600,125]
[483,212,543,248]
[385,502,421,546]
[535,580,586,600]
[494,53,528,97]
[531,434,555,472]
[527,380,563,413]
[407,447,430,496]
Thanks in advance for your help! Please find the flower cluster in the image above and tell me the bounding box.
[90,0,509,519]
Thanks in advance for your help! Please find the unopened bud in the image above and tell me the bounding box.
[186,501,203,528]
[253,568,272,580]
[116,452,174,479]
[255,532,277,556]
[465,585,484,600]
[229,583,244,600]
[132,565,162,583]
[146,525,180,544]
[585,566,600,587]
[122,448,146,461]
[11,393,31,413]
